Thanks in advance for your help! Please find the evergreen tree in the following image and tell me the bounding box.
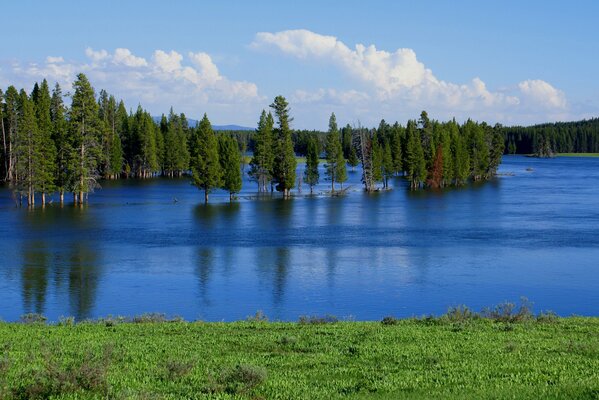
[31,80,56,204]
[69,73,101,204]
[371,136,383,188]
[219,134,242,201]
[405,120,426,189]
[0,89,6,181]
[347,146,359,171]
[324,113,346,191]
[3,86,20,183]
[382,141,394,189]
[270,96,296,198]
[304,136,319,194]
[14,90,41,205]
[249,110,274,192]
[50,83,71,202]
[190,113,221,203]
[453,128,470,186]
[390,122,403,175]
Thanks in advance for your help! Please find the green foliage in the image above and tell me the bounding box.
[0,317,597,399]
[190,114,221,203]
[249,110,274,191]
[218,134,242,200]
[270,96,296,197]
[324,113,347,191]
[304,136,320,193]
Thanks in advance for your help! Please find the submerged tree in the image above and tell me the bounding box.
[219,134,242,201]
[69,73,101,204]
[324,113,347,192]
[304,136,319,194]
[249,110,274,192]
[270,96,296,198]
[190,113,221,203]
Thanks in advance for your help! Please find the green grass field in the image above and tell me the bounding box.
[1,314,598,399]
[556,153,599,157]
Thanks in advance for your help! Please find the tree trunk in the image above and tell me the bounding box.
[79,191,84,205]
[204,190,209,204]
[41,192,46,206]
[60,191,64,205]
[230,192,233,202]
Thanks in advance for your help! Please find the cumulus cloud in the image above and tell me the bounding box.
[252,29,570,125]
[2,47,263,125]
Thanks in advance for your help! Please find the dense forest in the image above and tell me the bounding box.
[1,74,505,205]
[503,118,599,156]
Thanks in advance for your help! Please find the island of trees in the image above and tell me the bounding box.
[503,118,599,156]
[1,73,506,205]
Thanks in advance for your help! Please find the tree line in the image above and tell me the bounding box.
[503,118,599,156]
[1,73,504,206]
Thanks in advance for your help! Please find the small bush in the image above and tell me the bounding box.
[482,298,534,323]
[57,316,75,326]
[298,315,338,325]
[381,316,399,325]
[19,313,47,324]
[444,305,478,323]
[246,310,268,322]
[162,359,195,381]
[209,364,267,395]
[132,313,168,323]
[537,311,559,324]
[277,336,298,346]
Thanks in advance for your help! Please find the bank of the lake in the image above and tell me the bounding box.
[556,153,599,157]
[1,317,598,399]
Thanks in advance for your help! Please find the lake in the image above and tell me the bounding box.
[1,155,598,321]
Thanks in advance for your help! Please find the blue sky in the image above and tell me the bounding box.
[1,0,598,129]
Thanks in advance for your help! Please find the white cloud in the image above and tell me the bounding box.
[3,47,263,125]
[518,79,566,109]
[252,29,572,126]
[113,48,148,67]
[46,56,64,64]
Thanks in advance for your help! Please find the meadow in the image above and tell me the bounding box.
[1,310,598,399]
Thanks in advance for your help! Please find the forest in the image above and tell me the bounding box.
[503,118,599,156]
[1,73,505,205]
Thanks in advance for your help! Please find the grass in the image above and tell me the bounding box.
[0,309,598,398]
[556,153,599,157]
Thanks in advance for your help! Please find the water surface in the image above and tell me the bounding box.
[1,156,598,321]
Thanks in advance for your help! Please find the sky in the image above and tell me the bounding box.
[1,0,598,129]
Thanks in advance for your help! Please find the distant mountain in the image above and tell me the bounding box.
[152,116,252,131]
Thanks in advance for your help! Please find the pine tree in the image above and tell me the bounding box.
[15,90,42,206]
[347,146,359,171]
[191,113,221,203]
[219,135,242,201]
[324,113,346,191]
[49,83,71,202]
[32,80,56,205]
[453,128,470,186]
[3,86,19,183]
[382,141,394,189]
[69,73,101,204]
[391,122,403,175]
[304,136,319,194]
[270,96,296,198]
[0,89,6,181]
[371,137,383,188]
[405,120,426,189]
[249,110,274,192]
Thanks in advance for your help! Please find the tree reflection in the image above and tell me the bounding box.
[21,241,50,315]
[67,243,101,320]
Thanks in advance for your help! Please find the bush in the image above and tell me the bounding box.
[57,316,75,326]
[246,310,268,322]
[537,311,559,324]
[444,305,478,323]
[162,359,195,381]
[209,364,267,395]
[482,298,534,323]
[381,316,399,325]
[19,313,47,324]
[132,313,168,323]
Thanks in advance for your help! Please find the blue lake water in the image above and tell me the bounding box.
[0,155,598,321]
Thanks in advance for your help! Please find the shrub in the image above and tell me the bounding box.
[132,313,168,323]
[19,313,47,324]
[246,310,268,322]
[209,364,267,395]
[57,316,75,326]
[381,316,399,325]
[162,359,195,381]
[482,298,534,323]
[444,305,478,323]
[537,311,559,324]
